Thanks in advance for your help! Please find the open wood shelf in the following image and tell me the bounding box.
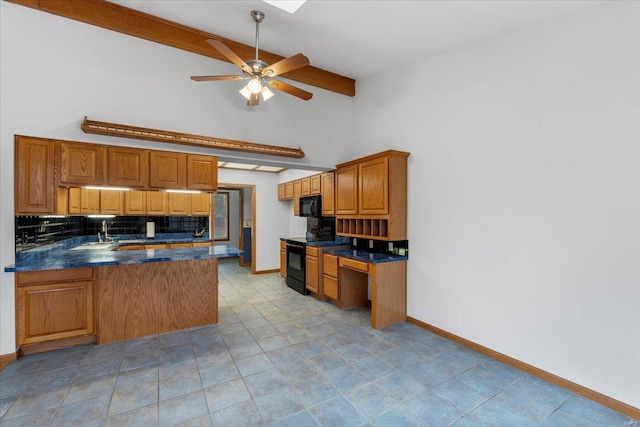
[336,218,390,239]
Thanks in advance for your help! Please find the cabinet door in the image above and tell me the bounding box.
[358,156,389,215]
[191,193,211,216]
[108,147,149,188]
[187,155,217,191]
[335,165,358,215]
[100,191,124,215]
[310,175,321,195]
[323,275,339,300]
[69,188,100,215]
[16,268,94,346]
[15,137,56,214]
[306,255,319,293]
[60,142,106,185]
[147,191,167,215]
[284,182,294,199]
[125,190,147,215]
[321,172,335,216]
[293,180,302,216]
[278,183,286,200]
[168,192,190,215]
[280,249,286,278]
[301,177,311,196]
[149,151,186,189]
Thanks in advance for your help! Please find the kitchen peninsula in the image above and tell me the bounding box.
[5,237,242,353]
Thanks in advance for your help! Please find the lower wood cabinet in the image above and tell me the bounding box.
[322,253,339,300]
[305,246,320,294]
[16,268,95,347]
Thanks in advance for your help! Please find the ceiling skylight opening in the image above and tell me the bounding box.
[262,0,306,14]
[218,161,285,173]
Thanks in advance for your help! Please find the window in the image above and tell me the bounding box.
[214,192,229,241]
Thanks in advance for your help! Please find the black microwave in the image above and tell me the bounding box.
[299,195,322,217]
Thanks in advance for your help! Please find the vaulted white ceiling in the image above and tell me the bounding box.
[109,0,604,80]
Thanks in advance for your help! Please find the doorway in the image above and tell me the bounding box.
[217,184,256,273]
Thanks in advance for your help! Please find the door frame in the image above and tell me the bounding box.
[218,183,256,274]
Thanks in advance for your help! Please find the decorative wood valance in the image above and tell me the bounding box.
[81,117,305,159]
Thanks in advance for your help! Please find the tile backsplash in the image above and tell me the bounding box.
[15,216,208,252]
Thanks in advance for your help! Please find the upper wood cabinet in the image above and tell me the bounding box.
[293,180,302,216]
[167,192,190,216]
[278,183,286,201]
[335,150,409,241]
[125,190,147,215]
[301,177,311,196]
[100,191,124,215]
[15,136,56,214]
[187,155,217,191]
[59,142,106,186]
[358,156,389,215]
[191,193,211,216]
[321,172,335,216]
[310,175,321,195]
[335,165,358,215]
[149,151,186,189]
[285,182,294,199]
[108,147,149,188]
[147,191,168,215]
[68,188,100,215]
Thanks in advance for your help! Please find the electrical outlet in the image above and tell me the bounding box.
[388,242,393,252]
[352,238,357,246]
[369,240,374,249]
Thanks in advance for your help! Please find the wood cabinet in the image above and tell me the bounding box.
[322,254,339,301]
[15,136,56,214]
[125,190,147,215]
[278,183,286,201]
[285,182,294,199]
[59,142,106,186]
[149,151,186,189]
[16,268,95,347]
[335,165,358,215]
[335,150,409,240]
[108,146,149,188]
[147,191,168,215]
[100,191,124,215]
[68,188,100,215]
[305,246,320,294]
[187,155,217,191]
[310,175,321,195]
[191,193,211,216]
[301,177,311,196]
[280,242,287,278]
[167,192,190,215]
[293,180,302,216]
[321,172,335,216]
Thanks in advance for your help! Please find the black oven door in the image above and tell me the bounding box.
[286,242,308,295]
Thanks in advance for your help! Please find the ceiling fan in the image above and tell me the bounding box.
[191,10,313,106]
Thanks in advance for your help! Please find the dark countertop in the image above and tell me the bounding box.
[5,235,242,273]
[323,248,408,264]
[280,237,351,247]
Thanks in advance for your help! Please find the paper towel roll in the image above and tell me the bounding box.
[146,222,155,238]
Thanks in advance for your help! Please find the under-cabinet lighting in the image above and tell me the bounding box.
[84,186,130,191]
[87,214,116,219]
[40,215,66,218]
[165,189,202,194]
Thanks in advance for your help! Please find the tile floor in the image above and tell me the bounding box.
[0,258,637,426]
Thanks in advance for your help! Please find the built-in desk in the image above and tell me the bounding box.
[322,249,408,329]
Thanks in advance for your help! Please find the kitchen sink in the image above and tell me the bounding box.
[70,242,117,251]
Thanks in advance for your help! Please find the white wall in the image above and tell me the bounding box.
[353,3,640,407]
[0,3,353,356]
[228,190,241,248]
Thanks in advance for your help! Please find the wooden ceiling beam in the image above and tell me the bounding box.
[6,0,356,97]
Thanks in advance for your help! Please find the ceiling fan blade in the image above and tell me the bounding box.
[267,79,313,101]
[206,39,252,74]
[247,93,260,106]
[262,53,310,77]
[190,75,246,81]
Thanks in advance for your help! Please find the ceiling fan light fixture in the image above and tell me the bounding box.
[247,77,263,94]
[239,85,252,100]
[261,86,274,101]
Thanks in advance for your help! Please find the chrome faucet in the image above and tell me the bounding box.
[101,220,114,242]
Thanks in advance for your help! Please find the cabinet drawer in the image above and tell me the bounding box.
[322,275,339,300]
[17,267,93,286]
[322,254,339,278]
[340,257,369,273]
[306,246,319,257]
